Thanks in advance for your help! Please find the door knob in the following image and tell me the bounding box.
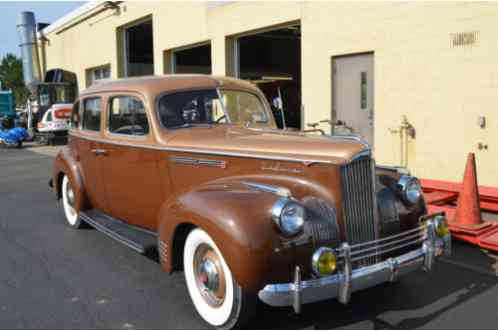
[91,149,107,156]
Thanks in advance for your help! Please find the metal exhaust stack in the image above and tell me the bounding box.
[16,11,42,94]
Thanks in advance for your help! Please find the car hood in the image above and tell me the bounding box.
[160,126,369,165]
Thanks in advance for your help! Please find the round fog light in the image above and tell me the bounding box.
[312,247,337,276]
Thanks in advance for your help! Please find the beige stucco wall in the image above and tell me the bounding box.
[301,2,498,187]
[42,1,498,186]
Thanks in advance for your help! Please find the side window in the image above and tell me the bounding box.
[71,101,80,128]
[82,97,102,132]
[45,111,52,122]
[108,96,149,136]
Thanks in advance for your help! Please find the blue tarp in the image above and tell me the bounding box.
[0,127,28,145]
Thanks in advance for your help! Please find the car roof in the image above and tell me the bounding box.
[79,75,261,99]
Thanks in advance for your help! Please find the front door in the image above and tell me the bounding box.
[332,53,374,146]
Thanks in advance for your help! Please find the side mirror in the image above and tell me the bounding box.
[271,96,286,129]
[272,96,283,111]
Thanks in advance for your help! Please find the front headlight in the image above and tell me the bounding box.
[398,175,422,205]
[271,198,305,237]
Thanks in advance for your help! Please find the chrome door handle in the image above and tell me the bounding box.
[91,149,107,156]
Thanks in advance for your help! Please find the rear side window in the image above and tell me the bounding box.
[82,98,101,132]
[108,96,149,136]
[45,111,52,122]
[71,101,80,128]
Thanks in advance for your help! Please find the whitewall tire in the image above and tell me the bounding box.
[61,175,83,228]
[183,228,255,329]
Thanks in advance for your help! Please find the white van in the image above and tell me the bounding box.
[36,103,71,144]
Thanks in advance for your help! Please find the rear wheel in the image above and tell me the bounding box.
[183,228,255,329]
[61,175,83,228]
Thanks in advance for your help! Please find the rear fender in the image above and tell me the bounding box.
[52,147,89,212]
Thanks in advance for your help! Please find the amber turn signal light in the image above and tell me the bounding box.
[312,247,337,276]
[434,216,450,237]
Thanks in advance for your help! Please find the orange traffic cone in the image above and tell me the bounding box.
[450,153,492,235]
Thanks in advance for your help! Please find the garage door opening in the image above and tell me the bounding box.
[171,43,212,74]
[123,18,154,77]
[235,24,301,129]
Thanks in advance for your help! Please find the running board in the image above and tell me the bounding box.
[80,209,157,254]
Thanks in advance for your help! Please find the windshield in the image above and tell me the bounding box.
[38,84,76,107]
[157,89,275,129]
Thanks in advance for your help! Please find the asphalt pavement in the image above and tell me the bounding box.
[0,144,497,329]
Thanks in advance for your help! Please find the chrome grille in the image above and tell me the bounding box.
[303,197,340,246]
[340,156,378,264]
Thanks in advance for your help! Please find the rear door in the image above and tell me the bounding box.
[100,94,164,230]
[332,53,374,146]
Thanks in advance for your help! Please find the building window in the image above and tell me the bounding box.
[86,65,111,87]
[93,67,110,81]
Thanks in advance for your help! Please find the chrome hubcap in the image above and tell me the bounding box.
[66,183,75,207]
[199,258,219,292]
[193,244,226,307]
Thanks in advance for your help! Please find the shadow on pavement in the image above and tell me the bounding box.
[248,241,497,329]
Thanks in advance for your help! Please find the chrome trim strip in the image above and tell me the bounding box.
[371,158,380,261]
[68,131,333,165]
[376,165,410,175]
[292,266,301,314]
[332,134,371,149]
[423,219,437,271]
[344,224,425,249]
[340,155,377,258]
[349,231,425,258]
[351,236,426,262]
[169,156,226,168]
[351,149,372,162]
[243,181,291,197]
[338,242,352,304]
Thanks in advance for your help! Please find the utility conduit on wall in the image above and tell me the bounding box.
[389,116,415,168]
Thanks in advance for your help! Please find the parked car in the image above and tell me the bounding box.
[50,75,451,329]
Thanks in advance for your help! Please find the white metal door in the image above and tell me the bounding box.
[332,53,374,146]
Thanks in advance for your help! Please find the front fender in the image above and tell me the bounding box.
[157,180,295,292]
[376,166,427,232]
[52,147,88,212]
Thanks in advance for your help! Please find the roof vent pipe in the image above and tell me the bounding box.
[16,11,43,94]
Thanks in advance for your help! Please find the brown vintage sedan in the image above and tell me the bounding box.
[51,75,451,329]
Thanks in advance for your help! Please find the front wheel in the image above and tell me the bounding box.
[183,228,255,329]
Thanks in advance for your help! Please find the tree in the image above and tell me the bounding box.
[0,53,30,108]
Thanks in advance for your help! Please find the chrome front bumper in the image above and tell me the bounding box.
[258,216,451,313]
